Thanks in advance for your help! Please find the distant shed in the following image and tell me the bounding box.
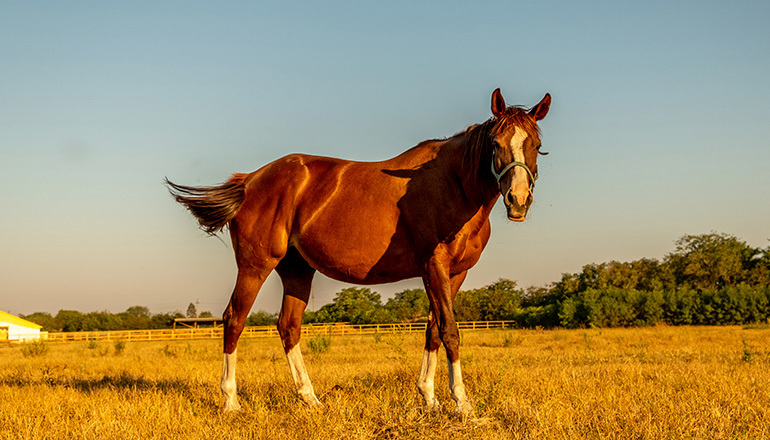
[0,310,43,341]
[173,317,223,329]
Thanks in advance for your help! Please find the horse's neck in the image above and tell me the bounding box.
[443,130,499,211]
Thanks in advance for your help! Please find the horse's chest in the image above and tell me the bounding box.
[444,227,489,274]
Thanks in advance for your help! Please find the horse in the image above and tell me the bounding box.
[166,88,551,416]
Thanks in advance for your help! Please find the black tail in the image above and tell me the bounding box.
[165,174,248,235]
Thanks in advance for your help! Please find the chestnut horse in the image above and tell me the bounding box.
[166,88,551,416]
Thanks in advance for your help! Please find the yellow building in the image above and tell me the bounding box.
[0,310,43,341]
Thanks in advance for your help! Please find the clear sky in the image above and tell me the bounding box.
[1,1,769,316]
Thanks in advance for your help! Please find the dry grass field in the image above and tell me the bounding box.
[1,325,769,439]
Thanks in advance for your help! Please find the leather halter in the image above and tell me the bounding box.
[490,152,538,191]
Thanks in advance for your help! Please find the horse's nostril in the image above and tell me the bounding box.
[507,190,527,207]
[506,191,517,206]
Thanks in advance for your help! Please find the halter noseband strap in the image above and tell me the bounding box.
[490,156,538,189]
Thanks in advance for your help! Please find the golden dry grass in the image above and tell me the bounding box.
[1,325,769,439]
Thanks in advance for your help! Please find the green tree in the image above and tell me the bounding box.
[55,310,85,332]
[149,312,184,329]
[81,311,124,331]
[385,288,429,322]
[21,312,59,332]
[311,287,393,324]
[454,278,523,321]
[662,288,698,325]
[547,272,581,303]
[666,232,758,290]
[747,243,770,286]
[557,297,579,328]
[119,306,152,330]
[125,306,150,318]
[453,289,483,321]
[246,310,278,326]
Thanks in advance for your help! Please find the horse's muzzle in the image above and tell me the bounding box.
[504,190,532,222]
[506,207,527,222]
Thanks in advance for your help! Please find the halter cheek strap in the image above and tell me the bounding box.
[490,158,538,188]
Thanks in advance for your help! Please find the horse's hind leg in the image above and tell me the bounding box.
[275,248,321,407]
[221,267,273,411]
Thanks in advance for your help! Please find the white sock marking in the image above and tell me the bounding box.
[286,345,322,407]
[417,349,440,409]
[221,349,241,411]
[447,359,473,415]
[447,359,468,402]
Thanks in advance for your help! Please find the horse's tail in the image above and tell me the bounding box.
[165,173,249,235]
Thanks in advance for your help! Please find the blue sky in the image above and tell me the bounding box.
[1,1,769,316]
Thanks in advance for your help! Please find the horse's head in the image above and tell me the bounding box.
[489,88,551,222]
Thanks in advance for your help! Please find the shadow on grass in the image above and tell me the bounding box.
[3,371,196,394]
[2,371,223,413]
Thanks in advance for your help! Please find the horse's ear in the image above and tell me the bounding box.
[491,88,506,118]
[529,93,551,121]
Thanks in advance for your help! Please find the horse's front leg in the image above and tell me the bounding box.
[446,351,473,417]
[445,270,472,416]
[421,265,473,417]
[416,316,441,411]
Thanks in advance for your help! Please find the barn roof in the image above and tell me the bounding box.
[0,310,43,329]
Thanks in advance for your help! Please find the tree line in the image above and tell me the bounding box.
[20,232,770,331]
[21,302,213,333]
[22,306,183,333]
[526,232,770,328]
[304,232,770,328]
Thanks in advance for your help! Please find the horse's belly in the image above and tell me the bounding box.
[309,254,420,285]
[293,221,419,284]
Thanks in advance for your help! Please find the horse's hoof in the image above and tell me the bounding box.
[423,400,442,413]
[301,395,324,409]
[452,401,474,419]
[223,401,242,412]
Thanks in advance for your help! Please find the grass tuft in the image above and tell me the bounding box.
[19,340,48,357]
[307,333,332,354]
[113,340,126,355]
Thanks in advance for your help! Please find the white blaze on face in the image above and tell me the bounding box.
[507,128,531,205]
[509,128,529,180]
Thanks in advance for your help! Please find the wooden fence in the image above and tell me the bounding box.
[42,321,516,343]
